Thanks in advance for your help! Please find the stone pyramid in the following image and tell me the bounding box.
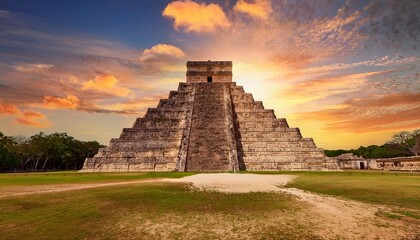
[82,61,339,172]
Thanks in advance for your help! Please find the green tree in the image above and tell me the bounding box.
[1,132,103,172]
[389,129,420,156]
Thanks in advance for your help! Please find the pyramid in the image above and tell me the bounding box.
[82,61,339,172]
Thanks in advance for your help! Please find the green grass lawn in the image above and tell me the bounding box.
[0,183,317,240]
[285,171,420,210]
[0,171,195,188]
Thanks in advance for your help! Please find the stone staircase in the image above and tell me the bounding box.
[185,83,238,171]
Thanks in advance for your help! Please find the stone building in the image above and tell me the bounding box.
[367,156,420,171]
[334,154,420,171]
[335,153,369,170]
[82,61,339,172]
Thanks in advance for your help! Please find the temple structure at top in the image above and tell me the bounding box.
[186,61,232,83]
[82,60,340,172]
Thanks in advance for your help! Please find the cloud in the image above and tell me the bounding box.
[43,94,80,109]
[271,52,315,70]
[358,0,420,50]
[0,9,10,17]
[0,101,51,128]
[201,1,367,71]
[138,44,186,74]
[298,56,420,76]
[15,63,54,73]
[76,91,168,115]
[81,74,131,97]
[283,71,384,103]
[296,93,420,133]
[139,44,185,62]
[0,102,20,115]
[234,0,272,20]
[16,110,51,128]
[95,98,161,115]
[163,0,230,32]
[21,111,44,118]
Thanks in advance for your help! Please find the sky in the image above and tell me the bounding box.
[0,0,419,149]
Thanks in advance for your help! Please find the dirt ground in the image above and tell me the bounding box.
[168,173,419,240]
[2,173,419,239]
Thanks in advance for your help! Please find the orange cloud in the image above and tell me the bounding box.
[22,111,44,118]
[101,98,165,115]
[15,111,52,128]
[163,0,230,32]
[234,0,272,20]
[43,94,80,109]
[283,71,384,103]
[296,93,420,133]
[271,52,314,70]
[0,102,20,115]
[139,44,185,62]
[82,74,131,97]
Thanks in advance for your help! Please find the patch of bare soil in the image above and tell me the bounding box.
[165,173,420,240]
[113,210,320,240]
[166,173,295,192]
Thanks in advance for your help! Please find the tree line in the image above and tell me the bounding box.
[0,132,104,172]
[325,129,420,158]
[1,129,419,172]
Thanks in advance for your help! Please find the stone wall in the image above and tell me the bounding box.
[370,156,420,171]
[333,155,420,171]
[186,61,232,83]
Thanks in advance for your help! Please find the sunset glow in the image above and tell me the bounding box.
[0,0,419,149]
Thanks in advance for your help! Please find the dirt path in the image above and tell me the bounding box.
[167,173,419,240]
[278,187,418,239]
[0,179,164,198]
[166,173,295,192]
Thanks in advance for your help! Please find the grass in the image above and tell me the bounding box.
[2,171,419,210]
[0,171,195,188]
[283,171,420,210]
[0,182,318,240]
[1,171,419,239]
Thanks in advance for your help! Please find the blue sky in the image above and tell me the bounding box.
[0,0,419,149]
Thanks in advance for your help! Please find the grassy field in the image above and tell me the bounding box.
[2,171,419,210]
[0,182,318,240]
[0,171,419,239]
[285,171,420,210]
[0,171,195,189]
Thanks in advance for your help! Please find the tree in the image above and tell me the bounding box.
[0,132,27,171]
[389,129,420,156]
[0,132,104,172]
